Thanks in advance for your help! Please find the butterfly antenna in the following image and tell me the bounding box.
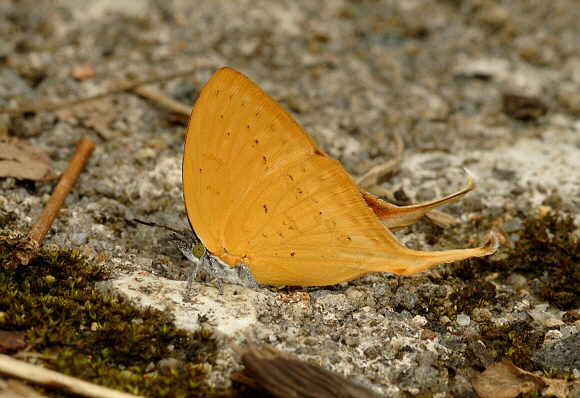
[132,218,200,244]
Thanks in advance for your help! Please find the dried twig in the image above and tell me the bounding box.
[131,85,192,116]
[231,344,384,398]
[0,67,208,115]
[6,136,95,268]
[0,354,142,398]
[356,130,404,189]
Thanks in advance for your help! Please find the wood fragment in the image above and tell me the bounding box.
[422,210,456,229]
[6,136,95,269]
[131,85,192,116]
[0,354,142,398]
[231,344,384,398]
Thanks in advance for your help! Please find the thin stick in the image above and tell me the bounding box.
[7,136,95,268]
[0,354,142,398]
[131,86,192,116]
[0,67,208,115]
[356,130,404,189]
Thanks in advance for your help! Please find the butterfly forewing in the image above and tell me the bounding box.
[183,68,318,255]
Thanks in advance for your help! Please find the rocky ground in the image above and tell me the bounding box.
[1,0,579,397]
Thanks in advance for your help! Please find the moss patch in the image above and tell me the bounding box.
[416,211,579,374]
[0,239,222,397]
[472,212,580,310]
[479,321,543,372]
[418,280,496,324]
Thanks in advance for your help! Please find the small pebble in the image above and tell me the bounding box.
[560,326,577,339]
[543,330,563,346]
[412,315,428,327]
[421,329,436,340]
[535,205,552,218]
[456,314,470,327]
[472,308,492,323]
[509,274,527,290]
[343,336,358,348]
[505,218,522,232]
[545,318,565,327]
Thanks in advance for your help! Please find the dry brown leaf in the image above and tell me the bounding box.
[55,98,119,139]
[0,136,50,180]
[472,360,575,398]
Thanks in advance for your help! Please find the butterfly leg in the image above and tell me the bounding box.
[236,263,259,290]
[171,233,259,294]
[175,238,225,294]
[206,255,224,294]
[185,258,204,292]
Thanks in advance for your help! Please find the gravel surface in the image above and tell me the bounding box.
[1,0,579,396]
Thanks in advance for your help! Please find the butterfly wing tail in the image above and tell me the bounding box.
[371,232,499,276]
[362,168,477,231]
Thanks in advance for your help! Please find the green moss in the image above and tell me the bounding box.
[507,213,579,310]
[0,239,222,397]
[416,211,579,374]
[479,321,543,372]
[469,212,580,310]
[448,281,496,320]
[417,280,495,323]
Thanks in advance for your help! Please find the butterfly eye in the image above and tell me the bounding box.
[192,243,205,259]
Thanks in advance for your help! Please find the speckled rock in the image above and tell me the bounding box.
[533,333,580,373]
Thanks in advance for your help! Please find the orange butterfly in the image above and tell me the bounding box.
[166,67,497,292]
